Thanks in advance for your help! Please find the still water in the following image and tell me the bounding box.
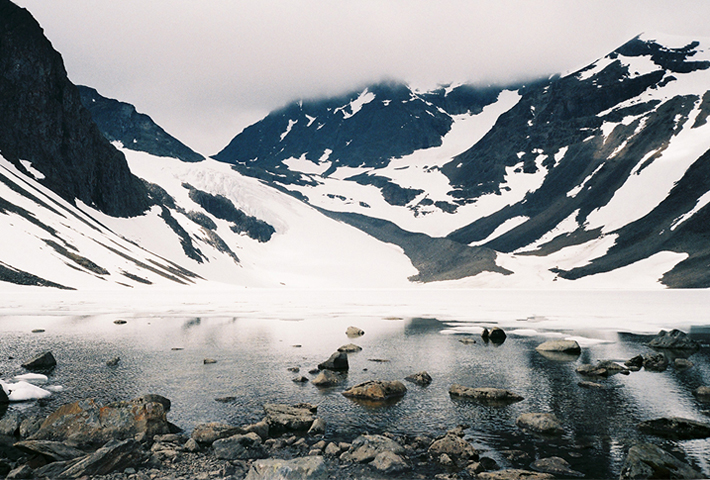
[0,288,709,478]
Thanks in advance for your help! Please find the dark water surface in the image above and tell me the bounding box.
[0,293,709,479]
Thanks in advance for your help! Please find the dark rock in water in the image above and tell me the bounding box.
[516,413,564,435]
[29,396,171,448]
[246,456,327,480]
[215,396,237,403]
[191,422,244,444]
[21,351,56,371]
[287,366,300,372]
[449,384,523,404]
[459,337,477,344]
[578,380,606,389]
[619,443,703,479]
[693,386,710,401]
[311,370,340,387]
[577,360,629,377]
[317,351,349,371]
[638,417,710,440]
[428,433,478,468]
[308,418,326,435]
[342,381,407,401]
[367,358,390,363]
[59,438,148,478]
[0,386,8,404]
[140,393,171,412]
[481,327,490,339]
[535,340,581,355]
[31,329,44,333]
[338,343,362,353]
[203,358,217,364]
[643,353,669,372]
[477,468,555,480]
[292,376,310,383]
[105,357,120,367]
[674,358,694,370]
[113,320,127,325]
[13,439,85,462]
[404,371,433,386]
[213,432,267,460]
[370,449,409,473]
[501,449,533,465]
[263,403,317,435]
[625,355,644,369]
[346,326,365,338]
[530,456,584,478]
[489,327,507,343]
[340,434,405,463]
[648,329,700,350]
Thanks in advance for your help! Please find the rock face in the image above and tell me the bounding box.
[245,456,328,480]
[619,443,703,479]
[59,438,148,478]
[637,417,710,440]
[13,440,85,462]
[404,371,433,386]
[530,457,584,478]
[428,433,478,468]
[263,403,317,435]
[535,340,581,354]
[0,1,150,217]
[213,432,268,460]
[515,413,564,435]
[317,352,349,371]
[341,381,407,401]
[449,384,524,404]
[648,329,700,350]
[29,396,171,448]
[20,351,56,371]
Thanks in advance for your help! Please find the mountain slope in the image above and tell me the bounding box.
[0,0,149,217]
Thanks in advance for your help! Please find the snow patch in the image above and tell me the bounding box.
[280,119,297,141]
[19,160,45,180]
[469,216,529,247]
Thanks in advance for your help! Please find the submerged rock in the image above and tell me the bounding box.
[516,413,564,435]
[477,469,555,480]
[312,370,340,387]
[530,456,584,478]
[693,386,710,401]
[449,384,523,404]
[648,329,700,350]
[342,380,407,401]
[317,351,349,371]
[674,358,694,370]
[637,417,710,440]
[620,443,703,479]
[20,351,56,371]
[404,371,433,386]
[246,456,327,480]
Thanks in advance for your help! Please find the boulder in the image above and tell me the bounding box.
[674,358,694,370]
[20,351,56,371]
[481,327,490,339]
[576,361,629,377]
[515,413,564,435]
[338,343,362,353]
[346,326,365,338]
[693,386,710,401]
[619,443,703,479]
[371,450,409,473]
[428,433,478,468]
[311,370,341,387]
[342,381,407,401]
[244,420,270,441]
[643,353,669,372]
[624,355,644,370]
[0,411,21,436]
[648,329,700,350]
[317,352,349,371]
[535,340,581,355]
[308,418,326,435]
[263,403,317,435]
[29,396,171,448]
[13,439,85,462]
[489,327,507,343]
[191,422,244,444]
[637,417,710,440]
[292,376,309,383]
[213,432,267,460]
[340,434,405,463]
[477,469,555,480]
[59,438,148,478]
[404,371,433,386]
[105,357,120,367]
[449,384,523,404]
[530,457,584,478]
[246,456,327,480]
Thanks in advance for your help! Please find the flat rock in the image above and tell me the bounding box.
[317,351,349,371]
[449,384,523,404]
[213,432,267,460]
[263,403,317,434]
[404,371,432,386]
[428,433,478,468]
[576,361,629,377]
[20,351,56,371]
[340,434,404,463]
[477,469,555,480]
[191,422,244,444]
[338,343,362,352]
[346,326,365,338]
[637,417,710,440]
[516,413,564,435]
[578,380,606,389]
[246,456,327,480]
[311,370,341,387]
[459,337,477,344]
[59,438,148,478]
[530,456,584,478]
[535,340,581,354]
[342,380,407,401]
[371,450,409,473]
[14,439,86,462]
[648,329,700,350]
[620,443,703,479]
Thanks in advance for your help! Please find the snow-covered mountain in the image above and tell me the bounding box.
[2,0,709,290]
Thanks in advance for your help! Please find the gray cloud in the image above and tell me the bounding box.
[15,0,710,155]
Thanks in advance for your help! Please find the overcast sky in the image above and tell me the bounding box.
[14,0,710,155]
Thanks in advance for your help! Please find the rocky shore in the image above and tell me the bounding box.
[0,327,708,479]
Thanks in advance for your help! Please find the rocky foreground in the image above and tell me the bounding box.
[0,328,708,479]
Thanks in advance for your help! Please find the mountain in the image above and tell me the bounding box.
[214,34,710,288]
[0,0,150,218]
[77,85,204,163]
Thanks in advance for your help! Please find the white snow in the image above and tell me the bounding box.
[279,119,297,141]
[469,216,528,247]
[19,160,45,180]
[0,380,52,401]
[13,373,48,383]
[335,89,375,119]
[567,164,604,198]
